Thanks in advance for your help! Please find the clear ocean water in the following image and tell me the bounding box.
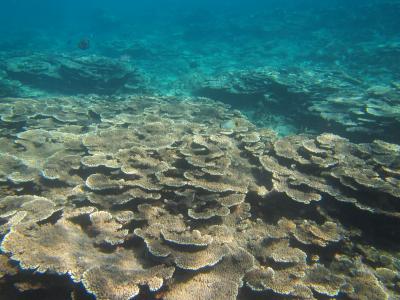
[0,1,399,300]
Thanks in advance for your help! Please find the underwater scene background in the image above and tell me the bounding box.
[0,1,399,299]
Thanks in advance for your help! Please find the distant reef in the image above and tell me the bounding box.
[196,67,400,143]
[0,54,148,96]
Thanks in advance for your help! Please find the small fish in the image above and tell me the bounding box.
[221,120,236,130]
[78,38,90,50]
[188,61,199,69]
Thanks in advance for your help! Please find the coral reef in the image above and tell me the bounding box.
[1,1,400,298]
[0,96,399,299]
[2,54,147,95]
[196,67,400,143]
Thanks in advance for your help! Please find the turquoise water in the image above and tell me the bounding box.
[0,1,399,300]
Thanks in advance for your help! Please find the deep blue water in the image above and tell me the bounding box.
[2,1,399,60]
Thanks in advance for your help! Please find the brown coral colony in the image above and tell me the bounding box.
[0,95,399,300]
